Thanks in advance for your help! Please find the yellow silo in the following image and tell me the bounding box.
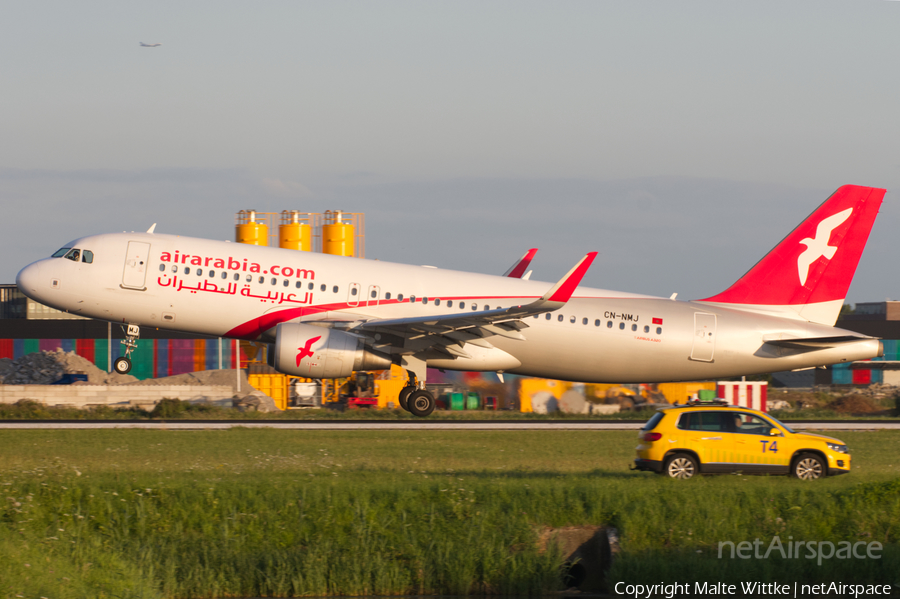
[322,210,355,257]
[279,210,312,251]
[236,210,268,246]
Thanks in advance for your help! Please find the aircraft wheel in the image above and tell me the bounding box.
[407,390,435,417]
[398,386,414,411]
[113,357,132,375]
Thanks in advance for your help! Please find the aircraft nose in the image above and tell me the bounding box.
[16,260,48,301]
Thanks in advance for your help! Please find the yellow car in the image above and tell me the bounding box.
[632,400,851,480]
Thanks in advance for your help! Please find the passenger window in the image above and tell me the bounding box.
[333,286,338,293]
[422,297,429,304]
[410,295,416,303]
[435,298,441,306]
[657,327,663,334]
[619,322,625,330]
[644,325,650,333]
[184,267,190,275]
[271,278,277,285]
[607,321,613,328]
[595,319,600,326]
[171,265,178,273]
[385,292,392,300]
[81,250,93,263]
[398,294,404,301]
[197,269,202,276]
[371,290,377,298]
[631,324,637,331]
[308,282,314,290]
[223,272,229,280]
[471,303,477,310]
[545,313,551,320]
[247,275,253,282]
[320,284,326,292]
[485,305,490,311]
[558,315,564,322]
[582,318,588,325]
[234,273,240,281]
[159,264,166,272]
[446,300,452,308]
[259,276,265,284]
[678,412,726,432]
[351,287,358,296]
[570,316,576,324]
[283,279,289,286]
[209,271,215,278]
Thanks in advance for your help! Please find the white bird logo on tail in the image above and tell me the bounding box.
[797,208,853,286]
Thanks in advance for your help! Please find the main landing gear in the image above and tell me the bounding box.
[398,370,435,417]
[113,324,140,375]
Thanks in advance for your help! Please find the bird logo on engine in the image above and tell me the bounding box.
[296,336,321,367]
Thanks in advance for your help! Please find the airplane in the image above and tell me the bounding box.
[140,42,162,47]
[16,185,886,417]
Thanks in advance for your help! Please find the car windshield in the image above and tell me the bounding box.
[764,413,796,434]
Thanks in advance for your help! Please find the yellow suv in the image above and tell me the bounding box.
[632,400,851,480]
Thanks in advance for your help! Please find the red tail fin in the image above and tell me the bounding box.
[699,185,885,325]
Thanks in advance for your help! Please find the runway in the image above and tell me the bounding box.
[0,420,898,430]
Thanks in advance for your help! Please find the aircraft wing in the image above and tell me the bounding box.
[502,248,538,278]
[350,252,596,356]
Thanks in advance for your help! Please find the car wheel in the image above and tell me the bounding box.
[792,453,825,480]
[664,453,698,479]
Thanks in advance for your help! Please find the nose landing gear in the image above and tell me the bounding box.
[113,324,140,375]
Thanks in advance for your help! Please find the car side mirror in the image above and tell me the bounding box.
[769,429,783,437]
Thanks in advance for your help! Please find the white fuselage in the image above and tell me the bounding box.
[16,232,881,383]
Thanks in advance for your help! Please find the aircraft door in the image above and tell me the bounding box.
[366,285,381,307]
[690,312,717,362]
[121,241,151,290]
[347,283,361,307]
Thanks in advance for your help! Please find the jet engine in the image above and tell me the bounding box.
[269,323,391,379]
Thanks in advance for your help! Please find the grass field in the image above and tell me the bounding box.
[1,428,898,598]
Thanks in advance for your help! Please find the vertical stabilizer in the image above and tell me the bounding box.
[699,185,885,325]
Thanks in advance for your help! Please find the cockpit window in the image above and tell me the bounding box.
[64,249,81,262]
[82,250,93,264]
[52,248,72,258]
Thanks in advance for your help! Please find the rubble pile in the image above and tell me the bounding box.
[124,368,249,390]
[0,350,138,385]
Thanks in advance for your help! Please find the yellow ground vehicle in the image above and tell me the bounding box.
[632,400,851,480]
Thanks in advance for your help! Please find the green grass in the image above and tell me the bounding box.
[1,429,898,598]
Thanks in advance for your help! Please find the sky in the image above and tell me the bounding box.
[2,1,899,304]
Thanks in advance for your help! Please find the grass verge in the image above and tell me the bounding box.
[1,429,898,597]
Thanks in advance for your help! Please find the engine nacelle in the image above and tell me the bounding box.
[269,323,391,379]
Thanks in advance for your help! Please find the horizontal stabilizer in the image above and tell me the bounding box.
[850,361,900,370]
[763,334,875,349]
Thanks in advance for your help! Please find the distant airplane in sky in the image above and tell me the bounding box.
[139,42,161,47]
